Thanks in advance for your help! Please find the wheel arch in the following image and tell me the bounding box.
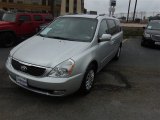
[86,60,98,73]
[0,30,17,38]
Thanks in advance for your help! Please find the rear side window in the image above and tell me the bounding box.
[98,19,109,37]
[115,20,121,32]
[107,19,117,35]
[18,15,31,22]
[34,15,43,21]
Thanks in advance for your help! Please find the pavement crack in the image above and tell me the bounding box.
[94,70,131,91]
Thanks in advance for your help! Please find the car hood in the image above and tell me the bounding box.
[12,36,90,68]
[0,21,12,26]
[146,29,160,35]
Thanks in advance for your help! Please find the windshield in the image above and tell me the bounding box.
[147,21,160,30]
[2,13,16,22]
[39,17,98,42]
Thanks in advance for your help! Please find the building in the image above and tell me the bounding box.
[0,0,52,12]
[0,0,62,17]
[60,0,84,15]
[0,0,84,17]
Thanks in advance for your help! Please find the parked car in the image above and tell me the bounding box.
[0,12,53,47]
[141,20,160,46]
[6,14,123,96]
[0,9,5,21]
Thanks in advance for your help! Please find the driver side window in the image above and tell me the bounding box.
[99,19,109,37]
[18,15,31,22]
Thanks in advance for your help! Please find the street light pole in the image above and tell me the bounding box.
[133,0,138,22]
[127,0,131,22]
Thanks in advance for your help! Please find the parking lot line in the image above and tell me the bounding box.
[122,39,128,43]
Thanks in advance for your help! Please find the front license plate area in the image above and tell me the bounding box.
[155,42,160,45]
[16,76,28,87]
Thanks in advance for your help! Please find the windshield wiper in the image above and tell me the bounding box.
[38,34,46,37]
[50,36,67,40]
[48,36,76,41]
[38,35,76,41]
[38,34,67,40]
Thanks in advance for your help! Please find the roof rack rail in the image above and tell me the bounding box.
[64,13,85,15]
[96,14,108,18]
[99,14,107,16]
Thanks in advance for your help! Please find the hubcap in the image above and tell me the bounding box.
[85,70,95,90]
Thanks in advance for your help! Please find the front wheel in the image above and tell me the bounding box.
[2,32,16,47]
[141,39,155,47]
[80,64,96,94]
[141,39,146,46]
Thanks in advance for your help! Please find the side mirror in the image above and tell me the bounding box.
[99,34,112,42]
[143,26,146,30]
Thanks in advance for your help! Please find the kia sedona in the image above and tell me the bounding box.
[6,14,123,96]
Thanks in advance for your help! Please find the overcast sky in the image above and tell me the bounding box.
[84,0,160,14]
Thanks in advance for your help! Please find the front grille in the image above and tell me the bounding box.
[11,59,46,77]
[152,35,160,41]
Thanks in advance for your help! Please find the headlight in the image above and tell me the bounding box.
[48,59,75,78]
[6,56,12,65]
[144,32,151,38]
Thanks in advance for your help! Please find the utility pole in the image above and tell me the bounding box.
[133,0,138,22]
[127,0,131,22]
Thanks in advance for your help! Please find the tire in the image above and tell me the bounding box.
[149,41,155,47]
[114,46,121,60]
[2,32,16,47]
[80,64,96,94]
[141,39,154,47]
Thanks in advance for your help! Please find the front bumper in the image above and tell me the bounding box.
[143,35,160,45]
[6,62,84,96]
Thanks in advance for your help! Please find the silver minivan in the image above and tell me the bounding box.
[6,14,123,96]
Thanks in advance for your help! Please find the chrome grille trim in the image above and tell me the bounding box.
[11,58,52,77]
[151,35,160,41]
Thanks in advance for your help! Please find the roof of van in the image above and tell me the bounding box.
[62,14,117,20]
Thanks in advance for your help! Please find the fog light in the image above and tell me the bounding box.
[53,90,65,95]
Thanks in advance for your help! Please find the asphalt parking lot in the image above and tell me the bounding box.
[0,37,160,120]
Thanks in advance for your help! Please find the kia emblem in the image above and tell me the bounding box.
[21,65,27,72]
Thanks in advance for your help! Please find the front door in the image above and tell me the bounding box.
[107,19,121,55]
[97,19,113,68]
[18,15,34,37]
